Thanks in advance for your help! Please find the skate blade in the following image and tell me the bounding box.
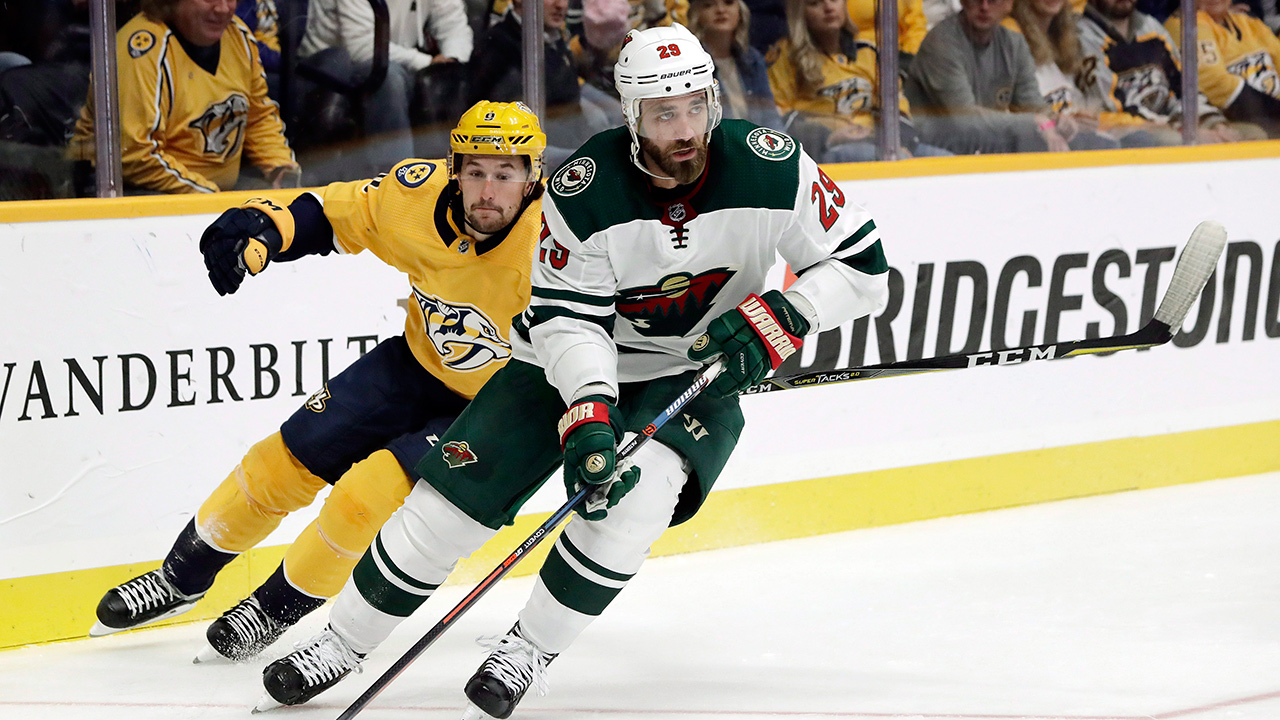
[192,643,225,664]
[87,601,201,637]
[460,702,491,720]
[251,694,282,714]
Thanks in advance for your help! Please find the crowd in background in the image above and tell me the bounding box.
[1,0,1279,199]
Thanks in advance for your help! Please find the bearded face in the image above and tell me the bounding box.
[638,133,709,185]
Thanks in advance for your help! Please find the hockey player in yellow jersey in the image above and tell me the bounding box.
[89,101,547,664]
[68,0,298,193]
[1166,0,1280,138]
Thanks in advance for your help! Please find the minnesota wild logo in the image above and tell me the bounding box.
[442,441,478,468]
[616,267,735,337]
[746,127,795,161]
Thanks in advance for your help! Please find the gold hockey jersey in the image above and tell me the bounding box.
[766,37,912,133]
[318,159,542,400]
[69,12,295,193]
[1165,10,1280,110]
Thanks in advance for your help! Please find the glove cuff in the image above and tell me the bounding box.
[558,397,612,450]
[242,197,295,253]
[735,293,804,369]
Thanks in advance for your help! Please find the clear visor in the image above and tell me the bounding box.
[634,88,720,140]
[454,155,535,185]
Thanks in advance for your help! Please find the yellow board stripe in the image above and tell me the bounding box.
[2,418,1277,651]
[5,141,1280,224]
[821,139,1280,182]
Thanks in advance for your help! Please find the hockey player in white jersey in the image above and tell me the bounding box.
[257,23,890,717]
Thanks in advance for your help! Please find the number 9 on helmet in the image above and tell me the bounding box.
[449,101,548,182]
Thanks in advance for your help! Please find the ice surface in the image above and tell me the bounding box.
[2,472,1278,720]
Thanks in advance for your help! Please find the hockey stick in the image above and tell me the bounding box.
[335,222,1222,718]
[335,359,725,720]
[744,220,1227,393]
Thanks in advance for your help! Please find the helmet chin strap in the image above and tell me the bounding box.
[628,131,675,181]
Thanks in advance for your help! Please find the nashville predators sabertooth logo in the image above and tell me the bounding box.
[304,384,331,412]
[413,289,511,371]
[441,441,478,468]
[615,267,735,337]
[189,94,250,157]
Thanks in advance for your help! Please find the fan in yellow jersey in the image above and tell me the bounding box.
[88,101,547,665]
[68,0,298,194]
[766,0,950,161]
[1166,0,1280,138]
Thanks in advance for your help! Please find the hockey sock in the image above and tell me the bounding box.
[254,564,328,626]
[329,481,496,655]
[195,432,328,553]
[163,518,239,597]
[279,450,414,599]
[520,441,686,653]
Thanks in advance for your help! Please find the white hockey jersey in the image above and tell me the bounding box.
[511,120,890,403]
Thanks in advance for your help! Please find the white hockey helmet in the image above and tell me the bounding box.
[614,24,722,172]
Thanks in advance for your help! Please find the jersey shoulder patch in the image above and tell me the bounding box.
[699,120,800,213]
[547,128,655,240]
[744,126,796,161]
[550,157,596,196]
[127,30,156,59]
[394,161,438,188]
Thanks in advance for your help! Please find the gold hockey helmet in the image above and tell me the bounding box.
[449,101,547,181]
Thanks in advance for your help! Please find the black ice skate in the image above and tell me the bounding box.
[90,568,205,636]
[195,595,286,663]
[461,624,556,720]
[256,626,363,711]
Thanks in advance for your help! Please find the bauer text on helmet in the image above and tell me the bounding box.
[614,24,722,182]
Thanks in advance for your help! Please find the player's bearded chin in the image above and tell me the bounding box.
[642,136,708,185]
[465,201,510,235]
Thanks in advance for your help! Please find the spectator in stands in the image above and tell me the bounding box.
[769,0,950,160]
[471,0,611,167]
[1005,0,1125,148]
[237,0,280,72]
[905,0,1071,153]
[846,0,929,56]
[1078,0,1242,144]
[67,0,298,194]
[687,0,784,128]
[236,0,281,101]
[562,0,674,97]
[1165,0,1280,138]
[298,0,473,178]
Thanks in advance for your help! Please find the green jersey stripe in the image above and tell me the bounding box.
[373,534,440,592]
[559,534,635,583]
[836,239,889,275]
[531,286,615,307]
[540,545,623,616]
[352,551,433,617]
[526,305,616,333]
[834,219,877,254]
